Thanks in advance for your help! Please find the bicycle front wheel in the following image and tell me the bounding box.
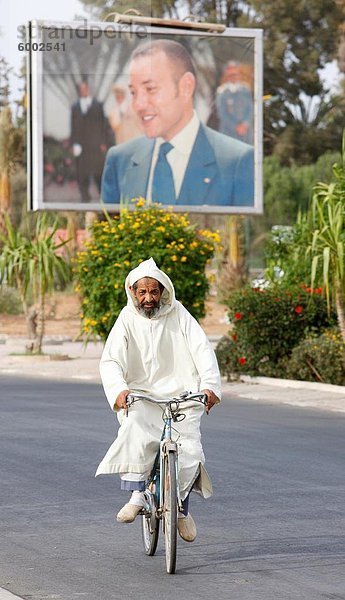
[163,451,178,574]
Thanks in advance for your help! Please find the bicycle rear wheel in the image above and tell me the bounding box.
[141,488,159,556]
[163,451,178,574]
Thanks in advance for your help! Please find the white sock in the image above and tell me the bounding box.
[129,490,145,507]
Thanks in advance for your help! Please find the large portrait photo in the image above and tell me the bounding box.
[28,20,263,213]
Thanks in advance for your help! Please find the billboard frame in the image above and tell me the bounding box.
[27,19,263,215]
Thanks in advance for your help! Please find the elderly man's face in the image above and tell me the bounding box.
[128,51,195,141]
[131,277,163,318]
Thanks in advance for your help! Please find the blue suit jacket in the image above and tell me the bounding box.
[101,124,254,207]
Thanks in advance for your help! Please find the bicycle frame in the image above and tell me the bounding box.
[126,391,207,572]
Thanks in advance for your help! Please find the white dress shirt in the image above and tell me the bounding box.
[79,96,92,114]
[146,111,200,202]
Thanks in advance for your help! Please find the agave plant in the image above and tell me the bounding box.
[0,213,71,352]
[309,134,345,342]
[0,214,31,332]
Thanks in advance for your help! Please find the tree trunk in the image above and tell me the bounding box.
[335,285,345,343]
[32,291,45,354]
[64,211,78,256]
[85,211,98,231]
[15,271,35,339]
[0,171,11,234]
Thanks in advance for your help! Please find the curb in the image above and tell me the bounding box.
[0,589,23,600]
[238,375,345,395]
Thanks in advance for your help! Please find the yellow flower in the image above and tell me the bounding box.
[171,255,178,262]
[181,256,187,262]
[114,283,119,289]
[118,223,125,230]
[124,260,130,266]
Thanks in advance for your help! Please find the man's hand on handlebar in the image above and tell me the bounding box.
[115,389,130,410]
[202,389,221,414]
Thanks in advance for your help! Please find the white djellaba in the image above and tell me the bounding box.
[95,258,221,501]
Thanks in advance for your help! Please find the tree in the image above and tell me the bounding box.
[250,0,344,160]
[0,57,24,231]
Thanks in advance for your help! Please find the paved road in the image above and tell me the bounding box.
[1,376,345,600]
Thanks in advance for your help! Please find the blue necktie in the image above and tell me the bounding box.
[152,142,175,204]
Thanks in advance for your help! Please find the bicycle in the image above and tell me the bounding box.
[125,390,207,574]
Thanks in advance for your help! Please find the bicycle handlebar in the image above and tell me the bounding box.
[126,391,207,408]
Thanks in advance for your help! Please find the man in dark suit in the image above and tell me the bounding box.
[101,40,254,207]
[71,81,109,202]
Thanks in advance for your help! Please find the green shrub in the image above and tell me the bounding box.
[286,329,345,386]
[216,284,335,378]
[74,200,220,339]
[215,335,239,381]
[0,285,23,314]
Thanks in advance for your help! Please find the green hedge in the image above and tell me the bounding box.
[216,284,335,379]
[286,330,345,386]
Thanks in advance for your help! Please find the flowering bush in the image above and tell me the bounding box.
[74,200,220,339]
[215,284,335,378]
[286,329,345,385]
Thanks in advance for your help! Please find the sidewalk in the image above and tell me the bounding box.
[0,335,344,413]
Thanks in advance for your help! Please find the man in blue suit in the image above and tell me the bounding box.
[101,40,254,207]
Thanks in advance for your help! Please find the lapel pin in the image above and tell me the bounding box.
[203,177,211,184]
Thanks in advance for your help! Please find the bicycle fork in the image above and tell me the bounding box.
[159,441,183,517]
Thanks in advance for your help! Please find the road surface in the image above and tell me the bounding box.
[1,376,345,599]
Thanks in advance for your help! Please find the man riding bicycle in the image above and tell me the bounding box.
[96,258,221,542]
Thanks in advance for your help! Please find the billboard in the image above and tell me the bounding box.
[27,20,263,214]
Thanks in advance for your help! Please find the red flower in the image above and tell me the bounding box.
[315,287,323,294]
[234,312,243,320]
[44,163,54,173]
[238,357,246,365]
[232,334,237,342]
[295,305,303,314]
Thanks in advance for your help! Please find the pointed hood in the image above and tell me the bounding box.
[125,257,176,318]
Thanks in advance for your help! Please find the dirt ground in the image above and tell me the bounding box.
[0,292,230,339]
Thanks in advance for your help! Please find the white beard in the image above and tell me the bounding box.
[136,303,160,319]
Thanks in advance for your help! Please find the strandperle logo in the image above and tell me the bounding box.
[17,19,149,46]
